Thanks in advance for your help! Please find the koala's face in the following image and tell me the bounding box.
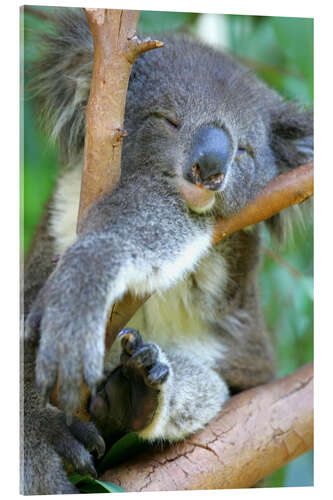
[123,35,284,217]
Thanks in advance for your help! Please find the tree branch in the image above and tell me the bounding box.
[77,8,163,228]
[100,362,313,490]
[213,162,313,243]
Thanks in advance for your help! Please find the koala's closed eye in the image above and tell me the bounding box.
[236,143,255,158]
[148,112,180,130]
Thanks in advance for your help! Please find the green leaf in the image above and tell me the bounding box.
[266,464,287,487]
[69,473,85,486]
[96,480,126,493]
[97,433,149,473]
[70,474,126,493]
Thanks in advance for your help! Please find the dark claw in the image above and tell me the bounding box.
[77,461,97,479]
[94,435,106,458]
[127,344,159,370]
[68,419,106,459]
[147,362,170,386]
[66,414,73,426]
[119,328,143,355]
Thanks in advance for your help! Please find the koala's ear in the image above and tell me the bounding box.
[270,101,313,173]
[266,102,313,242]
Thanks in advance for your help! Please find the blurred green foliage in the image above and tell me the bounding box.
[22,7,313,490]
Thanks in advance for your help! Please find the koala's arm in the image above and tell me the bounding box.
[23,207,108,495]
[25,173,214,416]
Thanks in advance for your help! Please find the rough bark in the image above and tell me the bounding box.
[77,8,163,229]
[100,362,313,490]
[212,161,313,243]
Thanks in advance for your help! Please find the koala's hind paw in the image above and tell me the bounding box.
[23,406,106,495]
[119,328,170,387]
[68,418,106,459]
[49,414,105,478]
[89,329,170,437]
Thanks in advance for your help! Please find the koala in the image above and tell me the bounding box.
[22,7,313,495]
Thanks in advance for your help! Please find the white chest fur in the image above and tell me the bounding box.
[49,164,82,255]
[125,255,228,368]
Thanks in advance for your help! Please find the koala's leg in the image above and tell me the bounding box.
[142,347,229,441]
[89,329,228,442]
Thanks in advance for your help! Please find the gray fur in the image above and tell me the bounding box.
[23,7,313,494]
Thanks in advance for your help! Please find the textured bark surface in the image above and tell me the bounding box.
[77,8,162,228]
[101,363,313,491]
[212,162,313,243]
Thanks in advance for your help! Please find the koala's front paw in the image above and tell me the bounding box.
[25,252,109,415]
[89,329,170,438]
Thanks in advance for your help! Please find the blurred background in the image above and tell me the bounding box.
[22,6,314,490]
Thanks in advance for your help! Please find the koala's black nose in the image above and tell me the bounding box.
[187,126,231,190]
